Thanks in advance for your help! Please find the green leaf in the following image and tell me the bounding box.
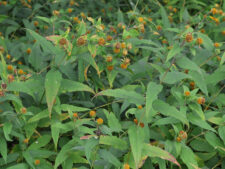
[54,138,77,169]
[152,117,179,126]
[160,6,171,29]
[123,29,139,39]
[3,122,12,141]
[143,144,180,167]
[7,81,34,98]
[188,114,216,132]
[190,139,214,152]
[28,109,49,123]
[77,21,86,36]
[23,151,35,169]
[28,135,52,150]
[79,53,100,76]
[180,145,198,169]
[84,138,98,164]
[7,163,29,169]
[189,71,208,96]
[96,89,144,105]
[160,72,191,84]
[218,126,225,145]
[131,38,159,47]
[59,79,94,94]
[27,29,59,54]
[61,104,90,112]
[197,32,214,51]
[51,121,60,149]
[117,9,124,23]
[205,132,225,153]
[35,16,51,23]
[176,56,200,72]
[0,15,8,23]
[99,136,128,150]
[166,43,181,62]
[104,110,122,132]
[220,52,225,65]
[189,103,205,120]
[128,125,145,168]
[0,137,7,162]
[153,100,189,125]
[45,70,62,118]
[146,82,163,121]
[107,71,118,88]
[99,149,121,167]
[206,65,225,85]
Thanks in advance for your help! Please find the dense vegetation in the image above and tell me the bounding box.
[0,0,225,168]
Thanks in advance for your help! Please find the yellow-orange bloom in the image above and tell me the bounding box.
[96,118,103,125]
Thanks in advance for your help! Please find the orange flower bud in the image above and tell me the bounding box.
[77,37,86,46]
[18,69,24,75]
[196,38,203,45]
[26,48,32,54]
[121,63,128,69]
[185,33,193,42]
[23,138,29,144]
[34,159,40,165]
[73,113,78,118]
[137,105,143,109]
[123,163,130,169]
[176,136,181,142]
[184,91,190,96]
[107,65,114,71]
[106,56,113,62]
[138,17,144,22]
[34,21,39,27]
[121,42,126,49]
[98,38,105,46]
[197,97,205,105]
[7,65,13,71]
[106,35,113,41]
[133,118,138,125]
[6,54,11,59]
[89,110,96,117]
[214,42,220,48]
[113,48,120,54]
[96,118,103,125]
[68,8,73,13]
[139,122,144,128]
[156,25,162,31]
[21,107,27,114]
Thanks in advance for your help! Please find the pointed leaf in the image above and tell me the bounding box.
[99,149,121,167]
[0,137,7,162]
[146,82,163,121]
[188,114,216,132]
[166,43,181,62]
[143,144,180,168]
[96,89,144,105]
[128,125,145,168]
[3,122,12,141]
[104,110,122,132]
[181,145,198,169]
[45,70,62,118]
[153,100,189,125]
[189,71,208,96]
[59,79,94,94]
[28,109,49,123]
[218,126,225,145]
[99,136,128,150]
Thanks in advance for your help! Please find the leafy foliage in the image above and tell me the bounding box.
[0,0,225,169]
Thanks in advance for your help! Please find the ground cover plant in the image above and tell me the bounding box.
[0,0,225,168]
